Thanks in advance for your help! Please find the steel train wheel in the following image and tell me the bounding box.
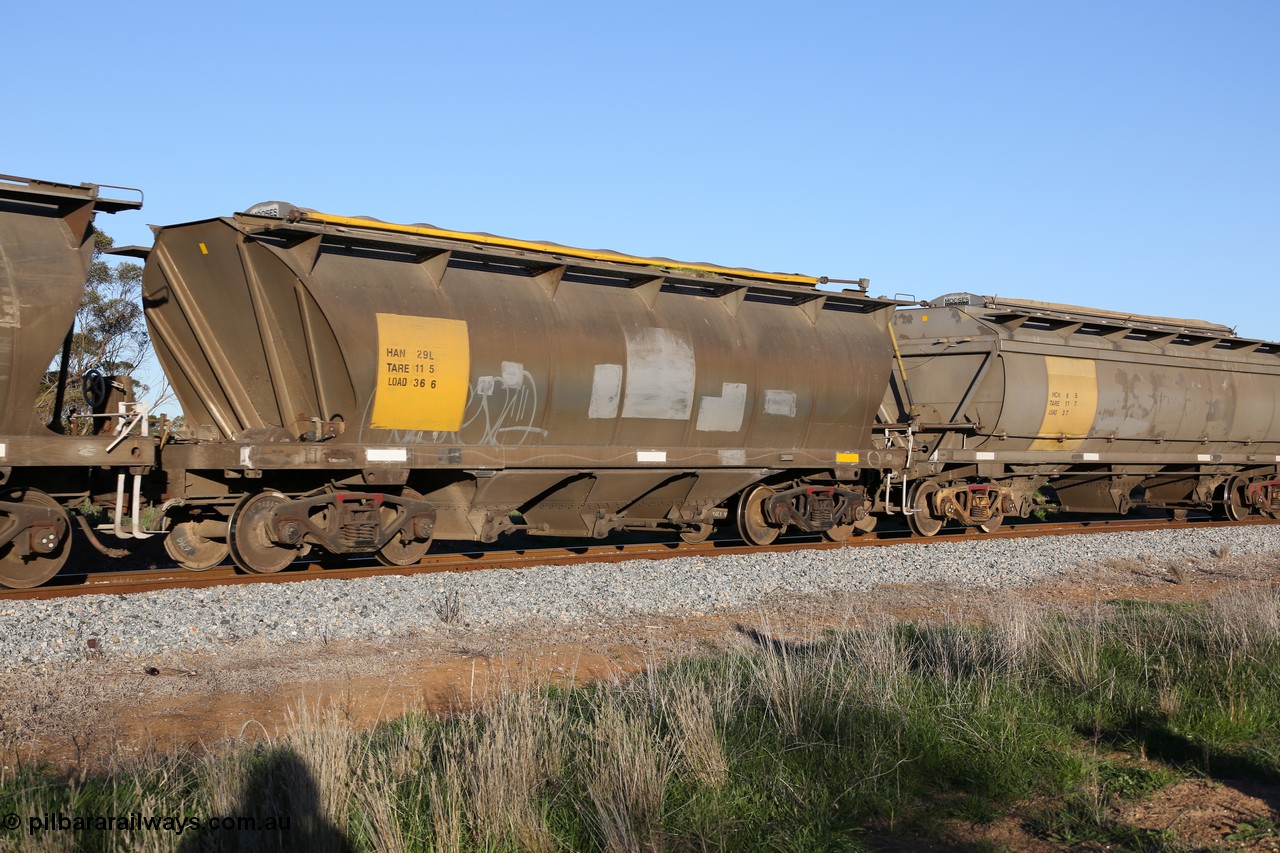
[1217,476,1250,522]
[0,491,70,589]
[228,491,300,574]
[821,523,856,543]
[977,510,1004,534]
[853,514,878,534]
[679,524,713,545]
[375,488,432,567]
[906,481,944,538]
[737,485,781,546]
[164,520,229,571]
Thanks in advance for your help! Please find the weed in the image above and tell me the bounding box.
[1097,762,1178,800]
[435,590,463,625]
[1026,794,1181,850]
[1226,817,1279,842]
[1031,488,1059,521]
[78,499,106,524]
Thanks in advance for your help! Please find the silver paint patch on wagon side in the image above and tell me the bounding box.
[696,382,747,432]
[588,363,623,419]
[621,328,695,420]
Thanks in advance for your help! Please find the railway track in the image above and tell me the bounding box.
[4,515,1273,602]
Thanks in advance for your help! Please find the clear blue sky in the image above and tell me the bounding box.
[8,1,1278,340]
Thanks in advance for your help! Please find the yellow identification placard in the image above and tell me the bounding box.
[370,314,470,431]
[1029,356,1098,451]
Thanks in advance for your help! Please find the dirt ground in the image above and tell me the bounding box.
[2,549,1278,849]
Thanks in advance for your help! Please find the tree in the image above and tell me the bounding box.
[37,229,151,434]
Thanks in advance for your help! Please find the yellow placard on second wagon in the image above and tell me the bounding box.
[371,314,470,431]
[1029,355,1098,451]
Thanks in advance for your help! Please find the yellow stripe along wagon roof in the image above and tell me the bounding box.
[290,210,826,287]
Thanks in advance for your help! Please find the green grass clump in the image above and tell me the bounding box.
[1,588,1277,851]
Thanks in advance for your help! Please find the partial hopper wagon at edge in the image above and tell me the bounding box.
[880,293,1280,535]
[0,174,145,587]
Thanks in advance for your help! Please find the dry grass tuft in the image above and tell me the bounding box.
[457,687,564,850]
[741,616,813,741]
[1038,612,1109,698]
[986,599,1036,677]
[1208,586,1280,652]
[284,701,357,842]
[354,760,407,853]
[583,697,673,852]
[424,751,466,853]
[662,675,728,789]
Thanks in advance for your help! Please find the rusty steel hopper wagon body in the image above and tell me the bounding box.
[881,293,1280,535]
[143,206,901,572]
[0,175,146,587]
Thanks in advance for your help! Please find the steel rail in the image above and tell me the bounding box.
[3,516,1275,601]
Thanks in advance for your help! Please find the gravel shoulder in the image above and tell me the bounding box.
[2,525,1275,667]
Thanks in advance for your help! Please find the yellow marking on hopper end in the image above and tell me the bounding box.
[198,242,208,255]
